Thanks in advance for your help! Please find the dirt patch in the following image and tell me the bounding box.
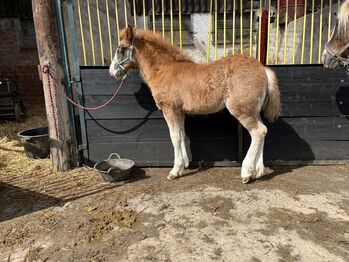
[87,209,137,242]
[267,208,349,258]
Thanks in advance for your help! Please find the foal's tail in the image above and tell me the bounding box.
[263,67,281,122]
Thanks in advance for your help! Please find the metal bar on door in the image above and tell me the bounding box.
[283,0,289,64]
[240,0,243,54]
[301,0,307,64]
[96,0,104,65]
[133,0,137,27]
[124,0,128,26]
[249,0,253,57]
[87,0,96,65]
[206,0,213,62]
[309,0,315,63]
[223,0,227,57]
[292,0,297,64]
[258,0,262,60]
[162,0,165,38]
[214,0,218,60]
[77,0,87,65]
[143,0,147,30]
[152,0,156,32]
[275,0,280,64]
[106,0,113,62]
[115,0,120,43]
[179,0,182,49]
[266,0,271,64]
[232,0,236,55]
[328,0,332,41]
[318,0,323,63]
[170,0,173,44]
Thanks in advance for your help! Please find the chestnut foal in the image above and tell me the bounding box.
[109,26,281,183]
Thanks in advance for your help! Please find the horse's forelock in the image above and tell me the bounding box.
[338,0,349,39]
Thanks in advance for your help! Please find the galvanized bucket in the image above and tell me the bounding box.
[94,153,135,182]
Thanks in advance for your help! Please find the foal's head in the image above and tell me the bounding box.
[109,25,136,79]
[322,0,349,69]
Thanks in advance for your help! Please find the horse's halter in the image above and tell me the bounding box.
[324,20,349,74]
[112,37,136,76]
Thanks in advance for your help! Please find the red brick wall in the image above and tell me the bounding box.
[0,18,44,104]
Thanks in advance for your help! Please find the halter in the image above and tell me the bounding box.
[325,21,349,74]
[113,37,135,74]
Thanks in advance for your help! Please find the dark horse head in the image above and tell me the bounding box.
[322,0,349,71]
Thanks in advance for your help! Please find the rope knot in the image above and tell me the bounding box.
[42,64,50,74]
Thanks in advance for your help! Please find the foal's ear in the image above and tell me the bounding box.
[126,24,134,42]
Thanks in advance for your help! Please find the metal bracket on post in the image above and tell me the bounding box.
[78,144,87,151]
[70,75,81,84]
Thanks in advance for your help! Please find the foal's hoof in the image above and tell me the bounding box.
[167,173,179,180]
[241,167,255,184]
[242,177,251,184]
[255,168,265,179]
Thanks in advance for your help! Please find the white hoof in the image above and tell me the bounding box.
[167,173,179,180]
[241,167,256,184]
[255,167,265,179]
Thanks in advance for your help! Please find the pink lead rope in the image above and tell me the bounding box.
[42,64,126,111]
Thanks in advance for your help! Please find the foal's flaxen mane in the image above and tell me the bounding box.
[135,30,193,63]
[338,0,349,39]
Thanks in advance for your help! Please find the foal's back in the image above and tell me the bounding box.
[164,54,269,115]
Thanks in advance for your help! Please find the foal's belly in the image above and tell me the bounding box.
[182,95,226,115]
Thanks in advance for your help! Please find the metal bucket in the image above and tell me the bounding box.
[18,127,50,159]
[94,153,135,182]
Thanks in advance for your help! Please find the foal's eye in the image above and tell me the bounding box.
[117,46,126,55]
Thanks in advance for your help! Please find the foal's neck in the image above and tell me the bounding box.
[133,33,193,82]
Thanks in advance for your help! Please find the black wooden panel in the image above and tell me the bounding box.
[271,65,349,83]
[87,140,239,167]
[279,91,349,116]
[264,140,349,161]
[86,112,238,142]
[84,95,161,120]
[273,65,349,117]
[81,69,146,96]
[243,116,349,161]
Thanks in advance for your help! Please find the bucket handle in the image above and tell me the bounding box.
[108,153,121,160]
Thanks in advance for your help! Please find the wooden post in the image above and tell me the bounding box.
[32,0,75,171]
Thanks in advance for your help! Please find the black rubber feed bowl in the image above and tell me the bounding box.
[94,153,135,182]
[18,127,50,159]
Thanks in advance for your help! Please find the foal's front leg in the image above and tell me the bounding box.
[163,109,186,179]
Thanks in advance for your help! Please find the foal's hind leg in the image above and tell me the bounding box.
[226,107,267,183]
[239,117,267,183]
[179,114,189,168]
[253,115,267,178]
[255,134,266,178]
[163,108,186,179]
